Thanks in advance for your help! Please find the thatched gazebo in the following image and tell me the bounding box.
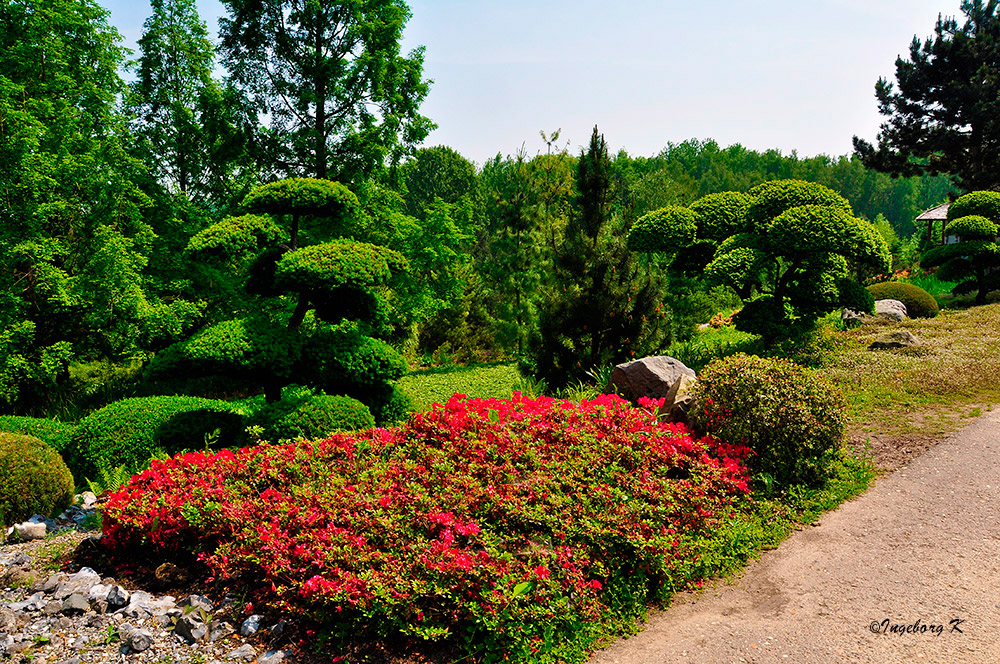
[916,202,950,245]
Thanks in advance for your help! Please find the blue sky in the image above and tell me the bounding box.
[100,0,964,166]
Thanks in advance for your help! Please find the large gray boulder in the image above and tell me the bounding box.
[875,299,908,322]
[604,356,695,402]
[658,374,698,425]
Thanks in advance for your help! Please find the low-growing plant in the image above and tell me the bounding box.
[103,393,750,662]
[866,281,940,318]
[0,433,75,526]
[691,354,846,489]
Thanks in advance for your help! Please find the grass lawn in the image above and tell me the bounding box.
[398,362,523,412]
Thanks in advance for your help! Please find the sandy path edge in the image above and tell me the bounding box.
[590,409,1000,664]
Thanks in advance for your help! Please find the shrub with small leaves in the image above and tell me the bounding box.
[946,191,1000,222]
[945,215,998,241]
[0,416,75,453]
[66,397,245,483]
[692,354,846,488]
[242,178,360,222]
[689,191,752,241]
[745,179,854,233]
[255,393,375,441]
[626,206,698,253]
[0,433,74,526]
[866,281,939,318]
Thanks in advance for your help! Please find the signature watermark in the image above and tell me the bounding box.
[869,618,965,636]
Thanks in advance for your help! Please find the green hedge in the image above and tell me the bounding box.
[66,396,246,482]
[254,393,375,441]
[0,433,74,526]
[0,416,75,452]
[866,281,940,318]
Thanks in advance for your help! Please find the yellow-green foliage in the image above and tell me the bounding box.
[66,396,245,482]
[866,281,940,318]
[242,178,360,220]
[945,215,998,240]
[627,206,698,252]
[692,354,845,488]
[185,214,284,263]
[689,191,752,241]
[274,240,407,294]
[947,191,1000,222]
[0,416,75,452]
[746,179,854,233]
[0,433,74,526]
[256,394,375,441]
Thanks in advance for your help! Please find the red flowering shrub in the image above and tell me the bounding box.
[103,393,749,661]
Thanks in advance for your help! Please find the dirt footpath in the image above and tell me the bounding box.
[591,409,1000,664]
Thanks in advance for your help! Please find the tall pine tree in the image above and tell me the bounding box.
[528,127,665,389]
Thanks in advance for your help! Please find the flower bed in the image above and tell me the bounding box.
[103,393,750,661]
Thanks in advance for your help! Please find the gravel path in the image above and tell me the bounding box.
[591,408,1000,664]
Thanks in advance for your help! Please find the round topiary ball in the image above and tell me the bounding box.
[627,205,698,253]
[945,215,998,241]
[689,191,752,241]
[745,179,853,233]
[947,191,1000,222]
[866,281,940,318]
[691,354,845,488]
[268,395,375,440]
[0,433,75,526]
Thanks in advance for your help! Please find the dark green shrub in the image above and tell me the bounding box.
[947,191,1000,222]
[837,278,876,315]
[257,394,375,441]
[692,354,845,488]
[866,281,940,318]
[67,396,246,482]
[0,416,75,452]
[0,433,74,526]
[945,215,998,240]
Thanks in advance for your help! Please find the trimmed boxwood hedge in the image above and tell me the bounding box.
[0,416,75,453]
[866,281,940,318]
[66,396,246,482]
[254,393,375,442]
[0,433,74,526]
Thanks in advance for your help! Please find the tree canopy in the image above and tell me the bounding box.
[853,0,1000,191]
[218,0,434,182]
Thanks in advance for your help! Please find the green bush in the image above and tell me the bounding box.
[689,191,752,241]
[945,215,998,241]
[0,416,76,452]
[866,281,940,318]
[947,191,1000,222]
[837,278,876,315]
[0,433,74,526]
[242,177,360,221]
[692,354,845,488]
[185,214,284,263]
[745,179,854,233]
[626,205,698,253]
[66,396,246,482]
[256,394,375,441]
[274,240,406,294]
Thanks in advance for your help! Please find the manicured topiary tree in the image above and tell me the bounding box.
[628,179,890,341]
[148,178,411,422]
[922,191,1000,305]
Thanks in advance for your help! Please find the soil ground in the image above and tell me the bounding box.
[589,408,1000,664]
